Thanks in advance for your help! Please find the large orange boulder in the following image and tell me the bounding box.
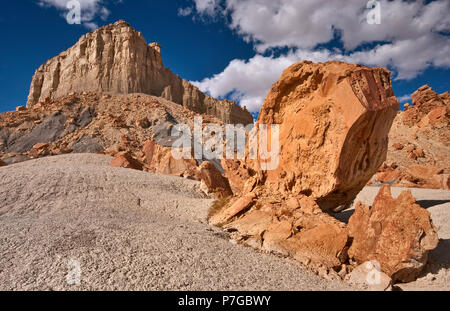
[348,185,439,283]
[244,61,399,210]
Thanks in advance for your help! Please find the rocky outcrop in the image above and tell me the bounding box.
[223,61,399,210]
[402,85,450,127]
[199,161,233,198]
[141,139,200,179]
[373,85,450,189]
[26,20,252,125]
[207,61,443,284]
[348,185,439,283]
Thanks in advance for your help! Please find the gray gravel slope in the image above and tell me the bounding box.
[0,154,351,291]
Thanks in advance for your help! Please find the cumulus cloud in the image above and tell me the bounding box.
[192,49,351,113]
[178,7,193,17]
[37,0,111,29]
[188,0,450,111]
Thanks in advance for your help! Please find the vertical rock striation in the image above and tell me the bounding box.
[26,20,253,125]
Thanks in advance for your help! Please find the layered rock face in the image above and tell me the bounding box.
[26,20,252,125]
[235,61,399,210]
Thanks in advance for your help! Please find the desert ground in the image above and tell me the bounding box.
[0,154,448,291]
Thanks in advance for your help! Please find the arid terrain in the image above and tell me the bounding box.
[0,20,449,291]
[0,154,448,291]
[0,154,352,291]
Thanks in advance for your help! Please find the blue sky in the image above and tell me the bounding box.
[0,0,449,113]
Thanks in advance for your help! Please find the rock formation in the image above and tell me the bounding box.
[224,61,399,211]
[26,20,252,125]
[206,61,442,283]
[371,85,449,189]
[110,152,144,171]
[348,185,439,283]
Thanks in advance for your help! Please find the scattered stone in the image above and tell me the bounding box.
[392,143,404,150]
[110,152,143,170]
[413,148,425,158]
[32,143,49,150]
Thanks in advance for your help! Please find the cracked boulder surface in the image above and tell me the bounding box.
[225,60,399,211]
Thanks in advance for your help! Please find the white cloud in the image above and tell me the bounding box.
[178,7,193,17]
[397,95,412,103]
[192,49,351,113]
[37,0,111,29]
[193,0,222,16]
[189,0,450,111]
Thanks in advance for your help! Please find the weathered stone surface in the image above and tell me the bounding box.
[403,164,444,189]
[403,85,450,127]
[376,169,401,183]
[216,193,350,269]
[199,161,233,198]
[141,139,199,178]
[346,261,392,291]
[26,20,252,125]
[0,159,7,167]
[392,143,404,150]
[245,61,399,210]
[210,193,256,226]
[385,86,449,184]
[221,159,253,194]
[110,152,143,170]
[281,222,348,270]
[348,185,439,283]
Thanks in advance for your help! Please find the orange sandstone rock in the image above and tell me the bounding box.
[348,185,439,282]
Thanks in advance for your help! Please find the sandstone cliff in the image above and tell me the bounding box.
[26,20,252,125]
